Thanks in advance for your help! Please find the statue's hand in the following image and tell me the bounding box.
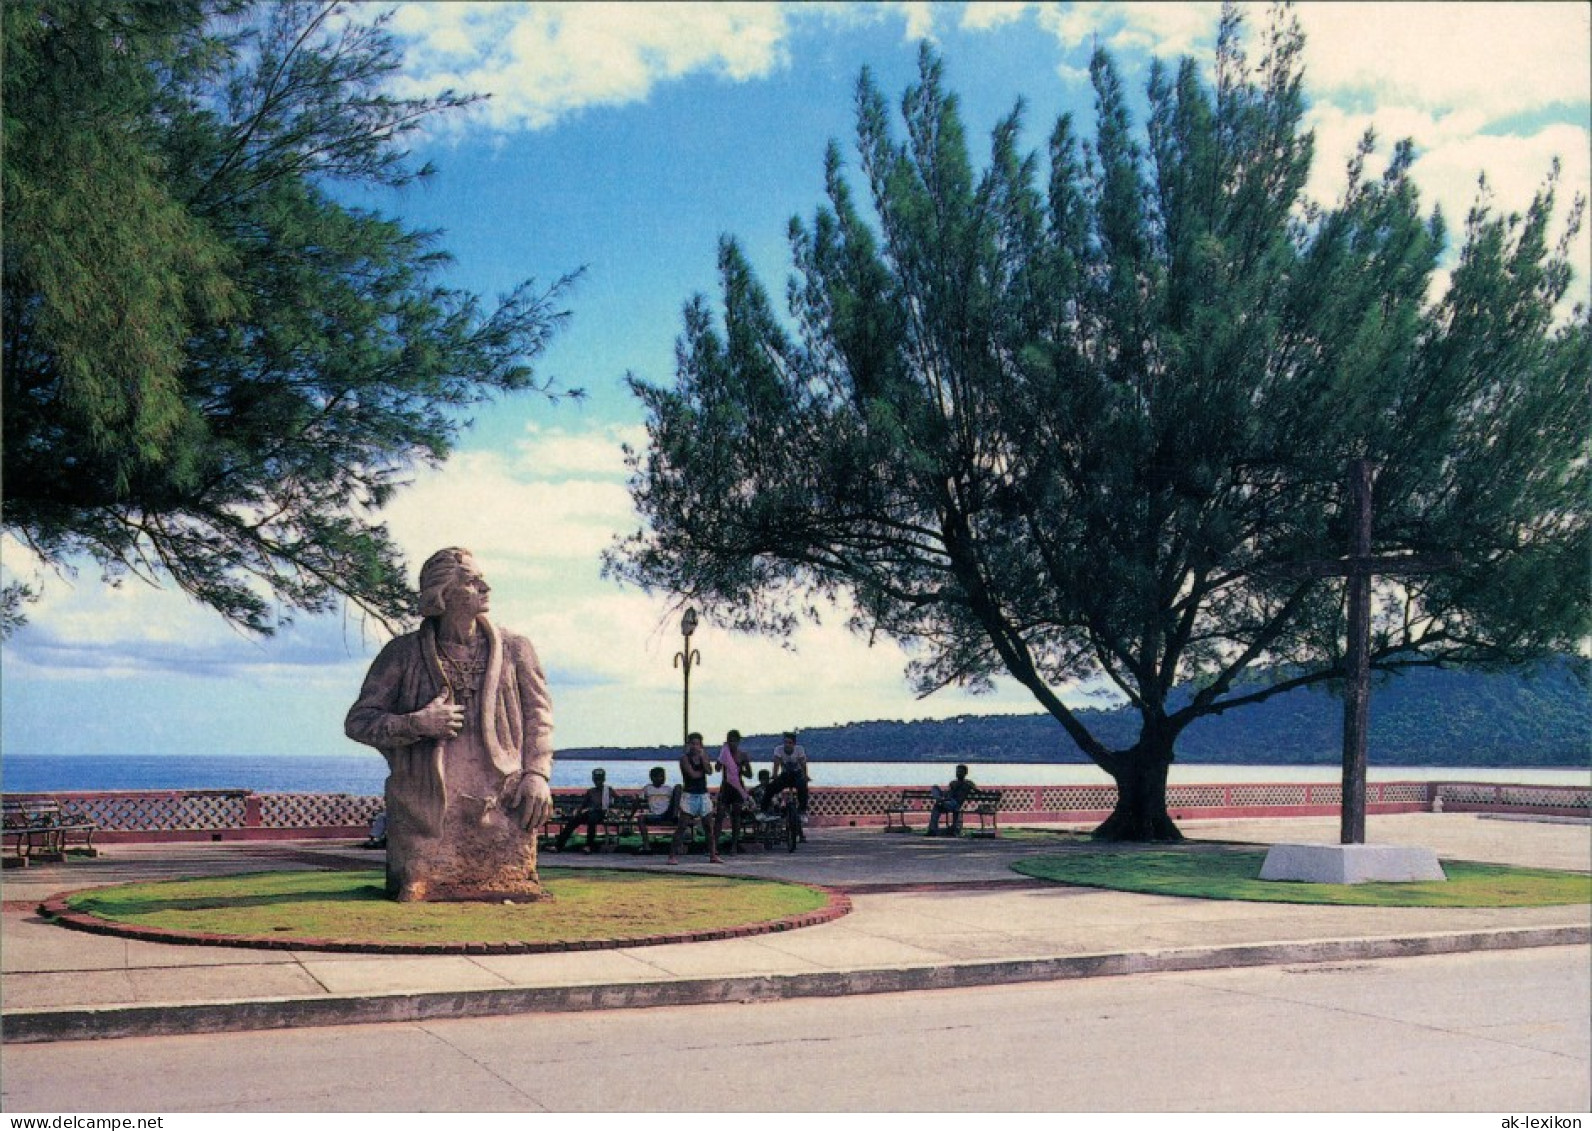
[505,772,553,830]
[412,693,464,740]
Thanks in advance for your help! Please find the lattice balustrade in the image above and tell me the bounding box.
[1434,783,1501,806]
[41,791,248,831]
[1434,783,1589,812]
[259,793,383,828]
[809,788,895,821]
[1228,784,1310,808]
[1167,785,1226,808]
[1496,785,1589,810]
[1037,785,1119,811]
[997,786,1045,812]
[8,778,1583,837]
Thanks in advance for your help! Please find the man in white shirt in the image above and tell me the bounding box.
[762,731,810,817]
[636,766,678,852]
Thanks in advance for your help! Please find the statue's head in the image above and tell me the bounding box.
[418,547,484,618]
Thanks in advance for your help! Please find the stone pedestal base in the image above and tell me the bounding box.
[395,879,549,903]
[1259,843,1447,884]
[385,796,545,903]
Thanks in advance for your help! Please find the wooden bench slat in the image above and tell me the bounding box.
[883,786,1002,835]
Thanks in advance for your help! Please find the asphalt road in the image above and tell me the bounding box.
[3,944,1585,1113]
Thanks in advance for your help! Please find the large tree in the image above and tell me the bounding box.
[608,6,1589,839]
[3,0,576,635]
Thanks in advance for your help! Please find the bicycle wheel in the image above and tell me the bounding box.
[785,803,800,852]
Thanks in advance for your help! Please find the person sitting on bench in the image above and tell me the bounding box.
[636,765,679,852]
[927,764,977,837]
[554,768,614,853]
[749,769,774,809]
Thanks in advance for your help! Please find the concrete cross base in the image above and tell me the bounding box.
[1259,843,1447,884]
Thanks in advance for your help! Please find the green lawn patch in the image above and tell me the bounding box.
[60,867,832,947]
[1013,846,1592,907]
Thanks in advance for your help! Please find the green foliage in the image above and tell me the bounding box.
[608,4,1588,838]
[3,0,578,635]
[1014,849,1592,907]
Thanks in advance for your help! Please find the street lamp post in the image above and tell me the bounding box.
[673,607,701,747]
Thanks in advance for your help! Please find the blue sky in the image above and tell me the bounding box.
[3,2,1589,759]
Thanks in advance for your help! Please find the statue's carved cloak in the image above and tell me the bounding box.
[345,617,554,837]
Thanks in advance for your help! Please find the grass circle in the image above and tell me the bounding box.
[44,867,845,953]
[1013,846,1592,907]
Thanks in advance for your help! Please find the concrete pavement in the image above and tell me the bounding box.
[8,948,1586,1112]
[2,812,1587,1043]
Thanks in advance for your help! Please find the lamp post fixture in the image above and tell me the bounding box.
[673,607,701,747]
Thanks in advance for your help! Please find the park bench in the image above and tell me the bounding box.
[608,790,774,854]
[542,793,638,853]
[604,793,670,850]
[882,787,1003,837]
[2,799,100,866]
[610,790,758,853]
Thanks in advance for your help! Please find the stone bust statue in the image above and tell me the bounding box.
[345,547,554,901]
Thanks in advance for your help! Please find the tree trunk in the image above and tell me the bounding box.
[1092,747,1183,842]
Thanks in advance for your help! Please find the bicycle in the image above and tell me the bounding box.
[752,783,804,852]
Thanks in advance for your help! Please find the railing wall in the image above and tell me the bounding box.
[4,780,1583,842]
[1429,781,1589,819]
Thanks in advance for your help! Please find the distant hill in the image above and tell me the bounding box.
[561,659,1590,767]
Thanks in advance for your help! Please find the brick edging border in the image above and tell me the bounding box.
[34,874,852,956]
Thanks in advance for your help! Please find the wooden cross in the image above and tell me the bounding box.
[1273,459,1460,844]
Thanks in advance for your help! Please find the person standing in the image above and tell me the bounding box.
[669,732,719,865]
[713,729,753,854]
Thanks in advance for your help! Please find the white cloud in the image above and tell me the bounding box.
[960,3,1035,33]
[377,423,640,574]
[1031,2,1221,61]
[1107,2,1220,59]
[1295,1,1591,266]
[1297,2,1591,120]
[512,421,648,477]
[888,2,939,43]
[381,457,634,567]
[388,2,794,131]
[1007,2,1589,116]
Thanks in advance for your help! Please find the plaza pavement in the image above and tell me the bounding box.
[1,812,1587,1044]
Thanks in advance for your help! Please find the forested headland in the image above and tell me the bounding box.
[563,659,1590,767]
